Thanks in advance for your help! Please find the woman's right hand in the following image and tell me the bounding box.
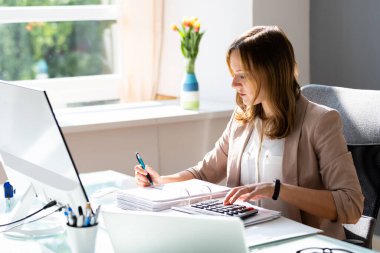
[134,164,161,187]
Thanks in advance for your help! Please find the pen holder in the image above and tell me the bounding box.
[66,223,98,253]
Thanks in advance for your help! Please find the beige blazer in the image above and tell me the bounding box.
[187,95,364,239]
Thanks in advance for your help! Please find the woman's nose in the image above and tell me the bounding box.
[231,79,241,89]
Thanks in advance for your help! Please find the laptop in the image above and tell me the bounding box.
[102,208,249,253]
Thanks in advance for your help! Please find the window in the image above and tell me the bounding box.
[0,0,121,108]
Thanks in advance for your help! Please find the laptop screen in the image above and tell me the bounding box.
[102,207,248,253]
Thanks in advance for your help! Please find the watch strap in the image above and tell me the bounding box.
[272,179,281,200]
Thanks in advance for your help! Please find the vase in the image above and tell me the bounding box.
[180,58,199,110]
[181,72,199,110]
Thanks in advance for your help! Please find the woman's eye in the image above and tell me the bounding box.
[239,75,245,79]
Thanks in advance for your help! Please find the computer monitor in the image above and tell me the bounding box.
[0,80,89,236]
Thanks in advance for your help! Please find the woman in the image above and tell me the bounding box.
[134,26,363,239]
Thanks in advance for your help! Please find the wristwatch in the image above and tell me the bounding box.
[272,179,281,200]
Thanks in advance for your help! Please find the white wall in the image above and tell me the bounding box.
[252,0,310,85]
[158,0,254,103]
[63,117,230,177]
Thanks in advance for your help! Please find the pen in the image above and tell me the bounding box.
[78,206,85,227]
[64,211,69,224]
[90,215,95,226]
[86,202,93,214]
[94,205,101,224]
[67,206,77,227]
[84,203,92,226]
[77,214,84,227]
[135,152,154,186]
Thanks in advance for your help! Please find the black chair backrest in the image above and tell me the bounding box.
[348,145,380,219]
[301,84,380,219]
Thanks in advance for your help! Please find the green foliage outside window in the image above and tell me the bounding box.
[0,0,114,81]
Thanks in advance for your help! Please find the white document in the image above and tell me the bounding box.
[242,204,281,226]
[244,216,322,247]
[117,179,230,212]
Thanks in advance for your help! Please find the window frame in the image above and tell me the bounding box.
[0,4,122,108]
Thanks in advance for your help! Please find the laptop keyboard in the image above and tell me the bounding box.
[173,199,258,219]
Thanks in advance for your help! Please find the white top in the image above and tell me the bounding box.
[240,118,285,210]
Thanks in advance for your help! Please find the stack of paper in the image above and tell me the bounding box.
[117,179,230,212]
[245,217,322,247]
[242,204,281,227]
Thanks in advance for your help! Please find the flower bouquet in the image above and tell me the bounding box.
[172,17,205,110]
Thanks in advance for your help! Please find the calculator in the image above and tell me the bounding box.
[172,199,258,219]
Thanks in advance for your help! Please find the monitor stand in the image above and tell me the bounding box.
[3,184,65,239]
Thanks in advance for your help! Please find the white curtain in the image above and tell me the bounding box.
[119,0,164,102]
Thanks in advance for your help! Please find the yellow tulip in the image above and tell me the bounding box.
[171,24,178,31]
[189,17,197,27]
[182,16,191,27]
[193,21,201,32]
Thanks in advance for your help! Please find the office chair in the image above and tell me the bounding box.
[301,84,380,249]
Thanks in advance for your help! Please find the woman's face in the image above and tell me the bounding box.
[230,50,266,106]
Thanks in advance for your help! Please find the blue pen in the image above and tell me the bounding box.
[67,206,77,226]
[64,211,69,225]
[135,152,154,186]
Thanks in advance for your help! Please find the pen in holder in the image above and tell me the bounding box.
[65,204,101,253]
[66,223,98,253]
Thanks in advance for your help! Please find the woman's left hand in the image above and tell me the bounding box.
[223,182,275,205]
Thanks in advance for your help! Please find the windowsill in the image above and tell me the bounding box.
[55,100,234,134]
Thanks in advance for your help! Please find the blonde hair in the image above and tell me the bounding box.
[226,26,300,139]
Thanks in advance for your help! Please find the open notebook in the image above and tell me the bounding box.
[117,179,230,212]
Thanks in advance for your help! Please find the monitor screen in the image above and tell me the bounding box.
[0,81,88,211]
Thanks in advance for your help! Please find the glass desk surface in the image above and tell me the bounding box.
[1,170,378,253]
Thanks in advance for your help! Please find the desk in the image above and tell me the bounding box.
[0,170,378,253]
